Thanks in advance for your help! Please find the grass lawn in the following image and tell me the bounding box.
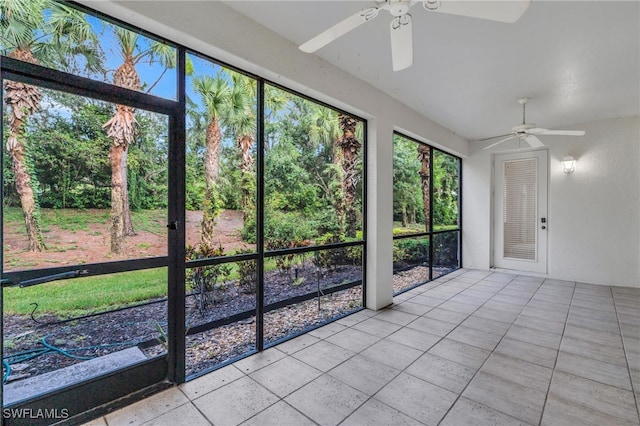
[393,221,459,234]
[3,207,166,233]
[3,268,167,317]
[1,207,359,316]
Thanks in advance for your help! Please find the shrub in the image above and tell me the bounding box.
[312,233,362,273]
[236,248,257,294]
[186,243,231,315]
[393,238,429,265]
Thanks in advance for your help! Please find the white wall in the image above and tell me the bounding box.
[82,0,469,308]
[464,115,640,287]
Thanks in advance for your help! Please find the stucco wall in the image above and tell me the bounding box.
[464,115,640,287]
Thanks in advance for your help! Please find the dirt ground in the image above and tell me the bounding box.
[3,209,251,272]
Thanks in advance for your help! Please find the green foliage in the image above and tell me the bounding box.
[392,134,460,233]
[4,92,169,211]
[393,238,429,264]
[433,151,459,227]
[186,243,231,315]
[236,248,257,294]
[393,134,424,226]
[24,96,112,209]
[433,232,459,267]
[0,0,103,75]
[312,233,362,273]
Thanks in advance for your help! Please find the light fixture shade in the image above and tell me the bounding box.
[562,155,575,173]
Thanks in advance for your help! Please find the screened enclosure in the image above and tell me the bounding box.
[392,133,461,294]
[0,1,365,423]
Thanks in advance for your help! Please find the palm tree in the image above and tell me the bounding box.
[417,143,431,233]
[102,27,175,254]
[308,104,344,232]
[1,0,100,251]
[336,114,362,237]
[263,85,289,151]
[192,72,243,246]
[228,73,256,219]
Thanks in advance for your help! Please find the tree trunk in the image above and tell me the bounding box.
[237,134,255,220]
[205,117,222,185]
[201,117,222,245]
[332,141,345,234]
[110,144,126,255]
[122,149,136,235]
[10,142,44,251]
[103,59,139,253]
[4,49,45,251]
[417,144,431,233]
[109,145,125,255]
[337,114,362,238]
[402,204,408,227]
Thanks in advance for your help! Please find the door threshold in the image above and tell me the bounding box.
[490,267,549,279]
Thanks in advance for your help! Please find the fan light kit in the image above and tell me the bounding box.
[299,0,532,71]
[480,97,586,150]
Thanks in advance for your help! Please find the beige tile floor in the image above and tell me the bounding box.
[85,269,640,426]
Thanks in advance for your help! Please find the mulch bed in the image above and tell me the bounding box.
[3,263,454,388]
[2,261,362,384]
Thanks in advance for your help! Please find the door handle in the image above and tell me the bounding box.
[541,217,546,230]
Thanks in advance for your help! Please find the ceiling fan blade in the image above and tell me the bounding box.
[524,135,544,148]
[478,132,514,142]
[483,135,516,150]
[299,6,384,53]
[527,128,586,136]
[390,14,413,71]
[425,0,531,23]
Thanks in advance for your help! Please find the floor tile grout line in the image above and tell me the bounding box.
[183,399,214,426]
[100,271,637,426]
[336,271,504,426]
[238,391,319,426]
[435,274,547,426]
[537,279,576,426]
[277,278,636,426]
[611,286,640,422]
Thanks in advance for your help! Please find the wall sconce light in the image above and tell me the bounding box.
[562,155,575,174]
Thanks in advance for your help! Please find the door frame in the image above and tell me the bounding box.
[0,55,184,424]
[491,149,548,275]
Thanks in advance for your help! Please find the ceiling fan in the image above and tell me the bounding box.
[481,98,586,150]
[299,0,531,71]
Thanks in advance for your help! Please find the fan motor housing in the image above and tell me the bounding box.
[389,0,411,16]
[512,123,536,133]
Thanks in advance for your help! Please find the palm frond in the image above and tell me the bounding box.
[0,0,46,50]
[114,26,138,60]
[192,75,231,120]
[149,41,176,68]
[308,104,340,146]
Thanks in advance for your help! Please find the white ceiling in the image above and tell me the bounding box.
[223,0,639,141]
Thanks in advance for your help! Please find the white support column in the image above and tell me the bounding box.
[365,118,394,310]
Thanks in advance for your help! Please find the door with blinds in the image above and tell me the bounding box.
[494,150,548,273]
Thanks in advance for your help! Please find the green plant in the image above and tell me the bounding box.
[154,321,168,349]
[265,238,310,279]
[313,233,362,273]
[393,238,429,265]
[236,248,257,294]
[186,243,231,315]
[154,319,192,351]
